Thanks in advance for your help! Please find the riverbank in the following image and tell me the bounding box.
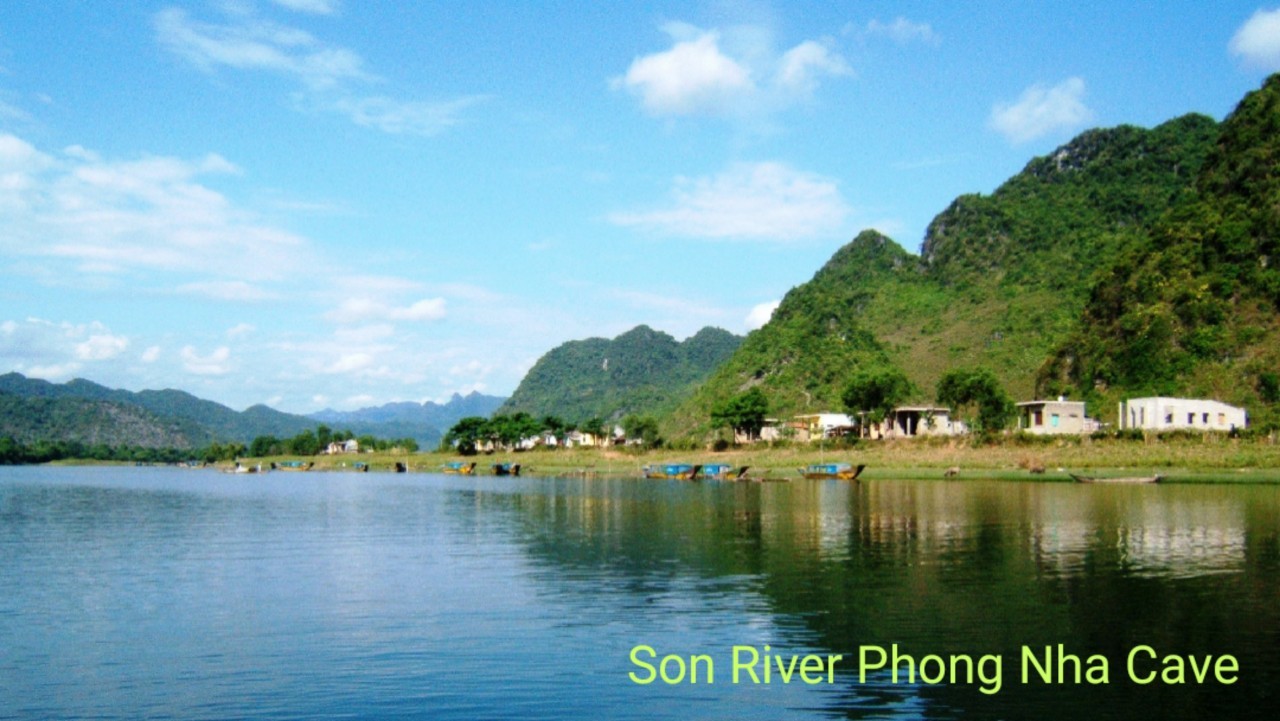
[230,433,1280,483]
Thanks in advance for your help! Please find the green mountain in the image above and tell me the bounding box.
[0,391,195,448]
[498,325,742,422]
[0,372,316,444]
[1039,75,1280,428]
[672,111,1221,434]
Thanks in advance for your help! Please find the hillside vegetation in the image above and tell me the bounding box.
[670,112,1221,436]
[499,325,741,423]
[1040,75,1280,428]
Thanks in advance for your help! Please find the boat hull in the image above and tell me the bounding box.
[798,463,865,481]
[1070,473,1161,484]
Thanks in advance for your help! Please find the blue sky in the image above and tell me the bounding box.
[1,1,1278,413]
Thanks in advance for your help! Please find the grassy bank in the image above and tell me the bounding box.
[240,433,1280,483]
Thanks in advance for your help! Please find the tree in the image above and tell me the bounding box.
[622,414,662,448]
[936,367,1014,433]
[711,387,769,442]
[444,416,489,455]
[841,366,914,425]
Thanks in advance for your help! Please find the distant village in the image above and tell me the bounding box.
[464,395,1250,452]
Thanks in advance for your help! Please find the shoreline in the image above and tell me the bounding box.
[90,434,1279,483]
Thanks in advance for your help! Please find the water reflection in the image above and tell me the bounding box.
[1,468,1277,720]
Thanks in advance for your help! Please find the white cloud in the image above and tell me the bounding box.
[271,0,339,15]
[745,300,781,330]
[1230,8,1280,70]
[776,41,853,96]
[610,161,850,242]
[155,8,369,89]
[0,133,308,284]
[989,77,1093,144]
[181,345,232,375]
[326,95,491,137]
[140,346,162,363]
[226,323,256,338]
[616,28,753,115]
[326,297,446,324]
[325,352,375,374]
[75,333,129,361]
[155,6,482,136]
[24,362,82,380]
[177,280,278,301]
[863,17,940,45]
[614,23,851,117]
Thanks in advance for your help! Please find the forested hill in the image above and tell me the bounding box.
[670,109,1222,435]
[1039,74,1280,428]
[498,325,742,422]
[0,372,318,446]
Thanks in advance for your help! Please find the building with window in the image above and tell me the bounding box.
[1016,398,1094,435]
[1117,397,1247,432]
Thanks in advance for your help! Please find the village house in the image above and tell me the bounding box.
[791,413,856,441]
[1117,397,1247,432]
[1016,398,1097,435]
[874,406,966,438]
[324,439,359,455]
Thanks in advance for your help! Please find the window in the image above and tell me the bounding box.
[1050,414,1060,427]
[1165,413,1173,424]
[1203,413,1209,424]
[1188,413,1195,425]
[1218,413,1226,425]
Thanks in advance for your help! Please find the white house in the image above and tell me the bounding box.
[876,406,966,438]
[791,413,855,441]
[325,439,359,455]
[1117,397,1247,432]
[1017,398,1096,435]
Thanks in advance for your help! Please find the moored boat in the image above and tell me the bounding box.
[642,463,701,480]
[1070,473,1161,484]
[271,460,313,471]
[798,463,865,480]
[442,461,477,475]
[699,464,750,480]
[492,463,521,477]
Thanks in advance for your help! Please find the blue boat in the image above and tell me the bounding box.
[798,463,865,480]
[641,463,701,480]
[699,464,750,480]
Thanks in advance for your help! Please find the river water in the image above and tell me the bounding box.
[1,466,1276,720]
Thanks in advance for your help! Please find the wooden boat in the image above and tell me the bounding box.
[798,463,865,480]
[271,460,313,471]
[699,464,750,480]
[1070,473,1161,484]
[492,463,521,477]
[353,462,369,472]
[394,461,408,473]
[442,461,478,475]
[642,463,701,480]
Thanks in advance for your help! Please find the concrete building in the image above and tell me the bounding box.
[875,406,966,438]
[1016,398,1094,435]
[791,413,855,441]
[1117,397,1247,432]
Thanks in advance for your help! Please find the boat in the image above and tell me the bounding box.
[492,463,521,477]
[271,460,313,471]
[798,463,865,480]
[641,463,702,480]
[394,461,408,473]
[442,461,477,475]
[227,462,266,474]
[1070,473,1161,484]
[353,462,370,472]
[699,464,750,480]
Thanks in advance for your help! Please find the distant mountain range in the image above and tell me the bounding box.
[308,392,507,441]
[0,372,506,449]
